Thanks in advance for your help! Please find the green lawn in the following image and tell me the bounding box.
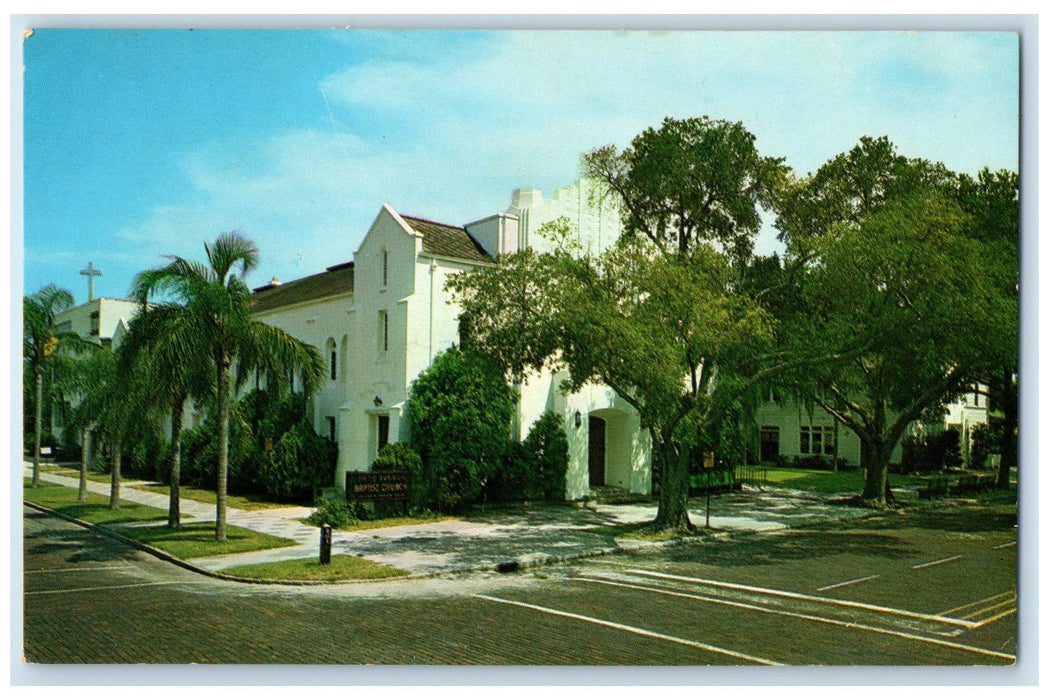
[23,481,169,525]
[113,522,297,560]
[221,554,409,581]
[134,483,296,511]
[747,467,925,494]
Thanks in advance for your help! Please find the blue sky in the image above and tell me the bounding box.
[21,29,1019,305]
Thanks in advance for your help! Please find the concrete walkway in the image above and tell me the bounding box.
[23,463,873,578]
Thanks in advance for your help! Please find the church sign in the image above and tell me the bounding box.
[345,471,411,502]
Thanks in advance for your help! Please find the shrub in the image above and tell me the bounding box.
[522,410,568,501]
[791,454,831,470]
[258,423,337,504]
[486,441,531,503]
[371,443,422,473]
[969,422,999,469]
[306,497,359,529]
[408,347,516,512]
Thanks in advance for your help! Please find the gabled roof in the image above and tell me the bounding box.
[401,214,492,264]
[250,262,354,313]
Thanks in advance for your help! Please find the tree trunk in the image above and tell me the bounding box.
[109,440,122,510]
[651,440,694,532]
[215,357,231,542]
[32,366,43,486]
[996,365,1017,489]
[859,437,893,505]
[168,399,184,529]
[78,426,91,503]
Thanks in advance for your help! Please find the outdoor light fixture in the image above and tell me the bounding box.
[575,410,582,428]
[373,396,383,407]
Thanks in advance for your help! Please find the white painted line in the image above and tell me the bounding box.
[474,593,784,666]
[912,555,963,570]
[938,591,1015,616]
[992,541,1017,549]
[574,577,1015,662]
[25,581,180,597]
[816,574,881,592]
[623,568,977,629]
[24,565,136,574]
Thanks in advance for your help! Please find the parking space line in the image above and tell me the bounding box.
[938,591,1014,616]
[571,576,1015,662]
[26,581,181,597]
[25,565,137,574]
[624,569,977,628]
[912,555,963,570]
[473,593,784,666]
[992,541,1017,549]
[969,607,1017,628]
[960,598,1017,620]
[816,574,881,592]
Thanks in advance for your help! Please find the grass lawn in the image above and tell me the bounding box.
[135,483,296,511]
[113,522,297,560]
[23,481,169,525]
[751,467,925,494]
[221,554,409,581]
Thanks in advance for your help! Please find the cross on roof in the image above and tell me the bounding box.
[80,261,102,301]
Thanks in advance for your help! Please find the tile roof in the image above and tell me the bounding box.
[250,262,354,313]
[401,214,492,264]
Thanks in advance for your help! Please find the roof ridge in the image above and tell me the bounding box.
[400,213,465,230]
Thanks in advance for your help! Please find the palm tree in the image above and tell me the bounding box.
[117,305,212,528]
[59,347,114,502]
[23,285,94,486]
[133,232,323,541]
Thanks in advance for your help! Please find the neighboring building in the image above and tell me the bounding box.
[53,297,140,349]
[251,180,652,500]
[750,385,989,468]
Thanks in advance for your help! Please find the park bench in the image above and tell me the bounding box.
[917,474,951,499]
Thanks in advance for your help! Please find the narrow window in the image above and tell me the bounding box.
[800,426,810,454]
[382,248,388,287]
[824,426,836,455]
[330,350,337,381]
[377,414,390,453]
[89,311,100,336]
[811,427,822,456]
[378,311,389,355]
[326,416,336,443]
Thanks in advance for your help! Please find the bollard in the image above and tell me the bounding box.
[319,523,332,565]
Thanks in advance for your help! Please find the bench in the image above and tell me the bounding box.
[917,474,951,499]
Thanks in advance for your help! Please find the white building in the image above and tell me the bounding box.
[251,180,652,500]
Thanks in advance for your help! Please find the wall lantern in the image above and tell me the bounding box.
[373,396,383,407]
[574,410,582,428]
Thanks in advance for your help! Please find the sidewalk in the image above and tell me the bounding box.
[23,463,872,579]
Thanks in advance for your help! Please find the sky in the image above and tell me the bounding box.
[20,28,1020,306]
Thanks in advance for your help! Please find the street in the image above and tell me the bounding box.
[21,500,1018,671]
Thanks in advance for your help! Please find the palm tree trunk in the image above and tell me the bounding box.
[32,366,43,486]
[215,356,231,542]
[168,399,184,529]
[78,426,91,503]
[109,440,122,510]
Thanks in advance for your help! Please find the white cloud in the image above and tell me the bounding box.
[115,30,1018,289]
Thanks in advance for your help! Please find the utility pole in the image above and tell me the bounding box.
[80,261,102,301]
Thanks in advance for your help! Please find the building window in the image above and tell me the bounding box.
[326,416,336,443]
[800,425,836,455]
[381,248,388,287]
[378,311,388,356]
[326,338,337,381]
[377,414,390,453]
[89,311,100,336]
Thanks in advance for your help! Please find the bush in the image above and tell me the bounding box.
[258,423,337,504]
[969,422,999,469]
[791,454,832,470]
[371,443,422,473]
[306,498,359,529]
[523,410,568,500]
[486,441,531,503]
[408,347,516,512]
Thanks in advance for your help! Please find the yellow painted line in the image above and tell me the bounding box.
[912,555,963,570]
[624,568,977,629]
[992,541,1017,549]
[937,591,1015,616]
[574,576,1015,662]
[26,581,180,597]
[24,565,136,574]
[969,607,1017,628]
[960,597,1017,621]
[473,593,784,666]
[816,574,881,592]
